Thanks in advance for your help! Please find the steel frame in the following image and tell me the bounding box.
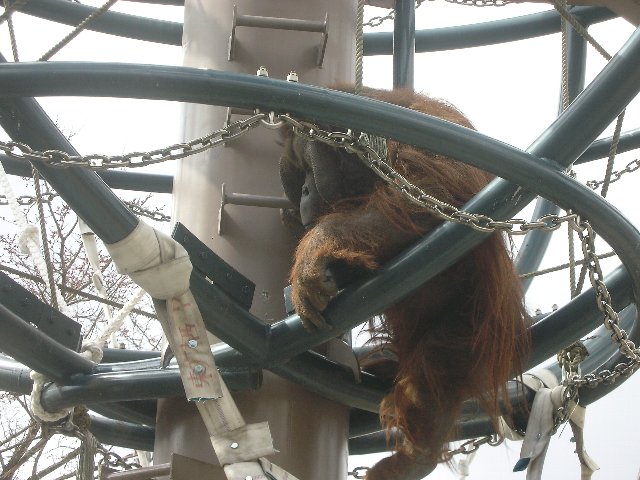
[1,3,639,450]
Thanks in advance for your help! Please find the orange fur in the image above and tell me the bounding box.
[282,87,529,478]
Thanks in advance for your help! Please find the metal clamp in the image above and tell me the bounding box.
[228,5,329,67]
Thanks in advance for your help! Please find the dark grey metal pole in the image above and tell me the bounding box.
[0,54,139,244]
[18,1,613,53]
[516,24,587,289]
[393,0,415,89]
[1,154,173,193]
[0,305,95,381]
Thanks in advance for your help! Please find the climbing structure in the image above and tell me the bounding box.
[0,1,639,479]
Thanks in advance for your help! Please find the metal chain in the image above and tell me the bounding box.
[280,115,640,395]
[363,0,426,28]
[566,216,640,386]
[0,113,266,169]
[0,191,171,222]
[446,434,503,458]
[348,466,369,479]
[363,0,512,29]
[0,191,56,206]
[586,157,640,190]
[279,113,577,235]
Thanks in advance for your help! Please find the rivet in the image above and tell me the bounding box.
[187,339,198,348]
[230,442,239,449]
[245,476,253,480]
[286,71,299,83]
[256,66,268,77]
[193,364,205,374]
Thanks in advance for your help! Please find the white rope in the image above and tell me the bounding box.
[0,161,70,316]
[79,219,113,334]
[29,345,103,422]
[456,448,477,479]
[95,286,146,346]
[24,218,147,422]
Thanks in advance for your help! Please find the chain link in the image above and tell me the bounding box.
[278,113,578,236]
[364,0,427,28]
[364,0,512,29]
[0,192,171,222]
[0,192,56,206]
[348,466,369,479]
[4,110,639,392]
[279,115,640,398]
[446,434,503,458]
[0,114,266,169]
[586,157,640,190]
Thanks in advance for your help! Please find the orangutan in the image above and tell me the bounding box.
[279,87,529,479]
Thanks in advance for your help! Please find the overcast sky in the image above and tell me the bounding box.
[1,1,639,479]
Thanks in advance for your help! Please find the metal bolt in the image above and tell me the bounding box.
[245,477,253,480]
[230,442,239,449]
[193,364,205,374]
[286,71,299,82]
[187,339,198,348]
[256,66,269,77]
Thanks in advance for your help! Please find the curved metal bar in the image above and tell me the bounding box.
[527,264,633,369]
[90,414,155,451]
[0,55,139,244]
[0,154,173,193]
[39,367,253,412]
[0,29,638,415]
[20,0,182,46]
[0,354,35,394]
[90,401,157,427]
[19,1,613,53]
[100,348,161,363]
[576,128,640,164]
[5,123,635,197]
[349,380,534,447]
[0,353,261,408]
[1,32,638,366]
[516,27,587,287]
[271,352,389,413]
[365,6,614,55]
[577,305,639,405]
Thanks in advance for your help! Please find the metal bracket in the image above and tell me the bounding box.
[228,5,329,67]
[172,222,255,310]
[218,182,294,236]
[0,271,82,351]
